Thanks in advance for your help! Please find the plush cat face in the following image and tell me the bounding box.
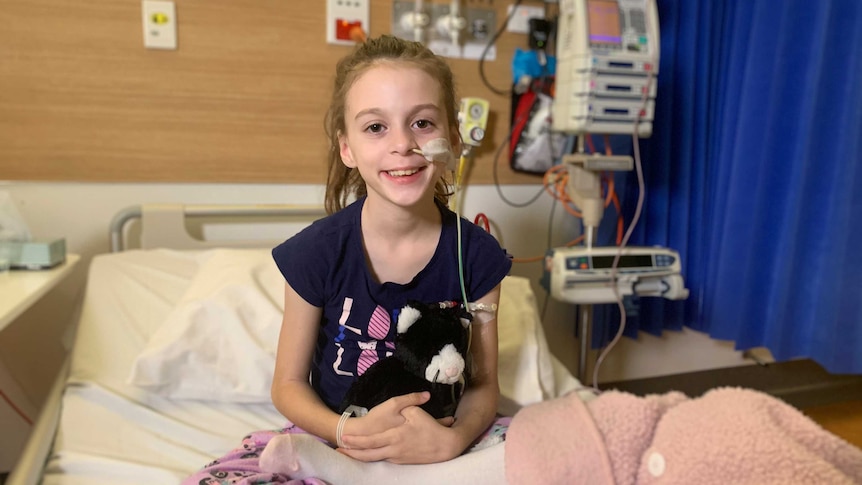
[395,302,471,385]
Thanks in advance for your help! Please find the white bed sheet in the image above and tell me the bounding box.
[43,250,286,484]
[41,249,582,484]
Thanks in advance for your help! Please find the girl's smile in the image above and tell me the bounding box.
[338,63,452,210]
[385,165,427,178]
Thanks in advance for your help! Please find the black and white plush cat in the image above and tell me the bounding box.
[338,301,472,419]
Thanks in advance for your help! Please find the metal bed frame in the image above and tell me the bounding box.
[109,203,326,252]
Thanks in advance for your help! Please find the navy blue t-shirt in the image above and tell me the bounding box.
[272,197,512,411]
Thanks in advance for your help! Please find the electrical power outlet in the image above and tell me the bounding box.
[142,0,177,50]
[327,0,370,45]
[506,4,545,34]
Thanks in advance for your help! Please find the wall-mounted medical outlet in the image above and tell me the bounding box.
[391,1,496,60]
[505,4,545,34]
[327,0,370,45]
[142,0,177,50]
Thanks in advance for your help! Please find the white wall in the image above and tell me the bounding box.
[0,181,766,468]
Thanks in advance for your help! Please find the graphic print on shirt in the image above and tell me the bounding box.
[332,297,360,376]
[332,297,395,377]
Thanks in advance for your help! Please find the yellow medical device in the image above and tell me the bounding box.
[458,97,489,148]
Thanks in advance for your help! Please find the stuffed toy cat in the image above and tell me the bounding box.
[338,300,472,419]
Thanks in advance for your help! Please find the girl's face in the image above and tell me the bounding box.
[339,63,454,211]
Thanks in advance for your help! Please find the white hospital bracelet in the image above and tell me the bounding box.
[336,411,351,448]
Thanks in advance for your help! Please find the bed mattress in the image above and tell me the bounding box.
[38,248,581,484]
[42,250,286,484]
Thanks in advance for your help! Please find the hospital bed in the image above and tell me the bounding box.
[8,203,582,485]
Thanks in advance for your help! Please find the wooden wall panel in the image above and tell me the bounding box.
[0,0,541,184]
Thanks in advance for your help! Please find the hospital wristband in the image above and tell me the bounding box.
[336,411,352,448]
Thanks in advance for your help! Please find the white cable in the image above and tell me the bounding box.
[590,72,653,390]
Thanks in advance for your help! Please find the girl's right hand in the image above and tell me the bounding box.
[347,392,454,438]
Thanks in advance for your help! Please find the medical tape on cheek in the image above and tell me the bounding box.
[412,138,456,170]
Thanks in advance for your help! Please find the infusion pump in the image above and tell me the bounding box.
[553,0,660,136]
[542,246,689,304]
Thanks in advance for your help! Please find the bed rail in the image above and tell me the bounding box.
[110,203,326,252]
[6,359,69,485]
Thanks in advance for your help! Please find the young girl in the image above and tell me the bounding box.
[184,35,511,484]
[269,34,511,466]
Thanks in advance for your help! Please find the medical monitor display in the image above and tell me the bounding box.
[591,254,653,269]
[587,0,622,46]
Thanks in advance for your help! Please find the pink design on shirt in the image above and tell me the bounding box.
[357,341,378,376]
[368,305,390,340]
[355,305,392,375]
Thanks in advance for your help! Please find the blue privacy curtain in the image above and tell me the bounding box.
[593,0,862,374]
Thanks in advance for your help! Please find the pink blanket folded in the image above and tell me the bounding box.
[505,387,862,484]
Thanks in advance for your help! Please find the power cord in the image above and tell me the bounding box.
[478,0,524,95]
[492,128,546,207]
[590,73,654,390]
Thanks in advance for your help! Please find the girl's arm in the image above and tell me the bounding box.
[339,284,502,464]
[271,282,339,442]
[272,282,430,444]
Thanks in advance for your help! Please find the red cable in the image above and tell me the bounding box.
[348,26,367,43]
[585,134,596,154]
[0,388,33,426]
[473,213,490,233]
[602,173,624,244]
[612,192,624,245]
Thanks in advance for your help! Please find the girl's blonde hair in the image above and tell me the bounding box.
[323,35,458,214]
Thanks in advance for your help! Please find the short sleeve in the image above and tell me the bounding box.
[272,230,328,307]
[463,220,512,300]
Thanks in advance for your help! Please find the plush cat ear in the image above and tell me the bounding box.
[397,305,422,334]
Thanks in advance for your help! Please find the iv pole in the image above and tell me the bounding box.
[575,134,597,385]
[568,135,633,385]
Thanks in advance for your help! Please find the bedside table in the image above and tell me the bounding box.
[0,254,81,333]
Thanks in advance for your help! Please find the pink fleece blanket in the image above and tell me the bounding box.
[505,387,862,484]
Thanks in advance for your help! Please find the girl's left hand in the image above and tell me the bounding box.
[338,405,464,464]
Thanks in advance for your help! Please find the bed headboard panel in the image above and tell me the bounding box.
[111,204,326,252]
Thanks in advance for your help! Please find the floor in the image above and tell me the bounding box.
[604,359,862,453]
[803,400,862,450]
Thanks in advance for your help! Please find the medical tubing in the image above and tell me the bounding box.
[454,154,470,308]
[591,73,653,389]
[0,388,33,425]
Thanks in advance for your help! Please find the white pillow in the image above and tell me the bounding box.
[127,249,282,402]
[127,248,579,409]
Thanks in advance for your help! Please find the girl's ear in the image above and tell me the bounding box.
[338,132,357,168]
